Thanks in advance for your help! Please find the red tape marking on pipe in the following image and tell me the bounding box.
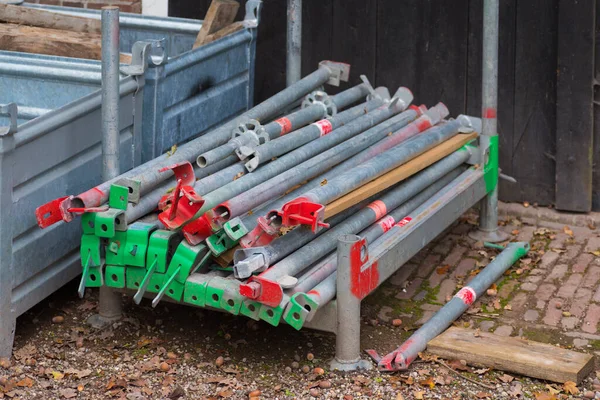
[313,120,333,137]
[455,286,477,305]
[350,239,379,300]
[395,216,412,227]
[415,116,433,132]
[377,215,395,233]
[484,107,497,119]
[275,117,293,136]
[367,200,387,220]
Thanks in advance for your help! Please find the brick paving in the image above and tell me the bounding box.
[368,212,600,354]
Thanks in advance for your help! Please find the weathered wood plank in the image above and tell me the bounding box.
[0,23,130,62]
[324,132,478,219]
[555,0,595,211]
[428,327,594,384]
[201,21,244,46]
[193,0,239,49]
[0,3,101,33]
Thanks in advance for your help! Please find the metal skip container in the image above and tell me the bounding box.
[2,1,261,162]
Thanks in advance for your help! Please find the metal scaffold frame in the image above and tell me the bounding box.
[284,0,508,370]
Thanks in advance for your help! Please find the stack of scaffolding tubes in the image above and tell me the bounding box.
[35,65,482,330]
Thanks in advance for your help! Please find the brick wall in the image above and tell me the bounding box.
[25,0,141,13]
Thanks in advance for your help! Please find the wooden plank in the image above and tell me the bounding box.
[0,3,101,33]
[428,327,594,384]
[324,132,478,219]
[200,21,244,46]
[509,0,558,206]
[0,23,131,62]
[555,0,595,212]
[193,0,239,49]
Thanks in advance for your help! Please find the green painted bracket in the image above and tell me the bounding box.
[283,293,320,331]
[183,273,213,308]
[126,266,146,291]
[219,285,245,315]
[81,212,96,235]
[80,234,103,289]
[132,258,158,304]
[258,295,289,327]
[483,135,499,194]
[206,218,249,256]
[124,222,156,267]
[239,299,261,321]
[105,230,127,266]
[105,265,126,288]
[95,208,127,238]
[109,184,129,210]
[146,230,181,274]
[204,276,235,310]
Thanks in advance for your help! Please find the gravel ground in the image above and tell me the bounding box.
[3,217,600,399]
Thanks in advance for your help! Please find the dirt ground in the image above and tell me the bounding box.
[3,213,600,399]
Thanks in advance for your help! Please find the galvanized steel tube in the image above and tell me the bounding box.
[286,0,302,86]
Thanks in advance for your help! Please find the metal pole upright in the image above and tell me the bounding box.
[89,6,123,328]
[286,0,302,86]
[470,0,509,243]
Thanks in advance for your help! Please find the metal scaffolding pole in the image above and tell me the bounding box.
[90,6,122,329]
[286,0,302,86]
[470,0,509,243]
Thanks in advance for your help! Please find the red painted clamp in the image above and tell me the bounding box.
[182,214,215,245]
[277,198,330,233]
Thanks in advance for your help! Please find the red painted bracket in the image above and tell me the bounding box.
[158,182,204,230]
[182,214,214,245]
[239,216,278,248]
[277,198,330,233]
[159,162,195,186]
[364,349,399,372]
[35,196,69,228]
[239,276,283,307]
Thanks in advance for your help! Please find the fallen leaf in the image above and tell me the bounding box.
[50,371,64,381]
[511,229,520,235]
[447,359,471,372]
[403,376,414,385]
[217,388,233,398]
[169,385,185,399]
[473,368,490,375]
[499,374,514,383]
[590,250,600,257]
[563,381,579,395]
[396,394,404,400]
[545,384,560,395]
[413,391,424,400]
[77,301,97,311]
[16,377,33,388]
[476,392,492,399]
[534,392,557,400]
[434,376,446,386]
[563,226,574,237]
[436,265,450,275]
[166,144,177,157]
[419,377,435,389]
[64,368,92,380]
[503,304,512,310]
[320,179,328,186]
[550,248,566,254]
[474,329,482,338]
[59,388,78,399]
[492,299,501,310]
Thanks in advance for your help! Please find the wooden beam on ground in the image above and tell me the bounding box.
[0,3,101,34]
[324,132,478,219]
[0,23,131,63]
[428,327,594,384]
[193,0,240,48]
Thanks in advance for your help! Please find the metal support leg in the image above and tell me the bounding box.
[89,6,123,329]
[329,234,372,371]
[469,0,509,243]
[286,0,302,86]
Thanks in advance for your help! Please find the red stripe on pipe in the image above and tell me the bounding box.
[395,216,412,227]
[454,286,477,305]
[275,117,293,136]
[313,119,333,137]
[483,107,497,119]
[367,200,387,220]
[377,215,395,233]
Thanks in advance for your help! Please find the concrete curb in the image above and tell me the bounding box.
[498,202,600,228]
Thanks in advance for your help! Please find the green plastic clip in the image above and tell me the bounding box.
[81,212,96,235]
[105,230,127,266]
[95,208,127,238]
[216,279,245,315]
[182,272,219,308]
[483,135,499,193]
[105,265,126,288]
[78,234,103,297]
[283,293,320,331]
[204,276,230,310]
[109,184,129,210]
[124,222,156,267]
[146,230,181,274]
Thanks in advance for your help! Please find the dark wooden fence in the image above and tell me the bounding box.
[169,0,598,212]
